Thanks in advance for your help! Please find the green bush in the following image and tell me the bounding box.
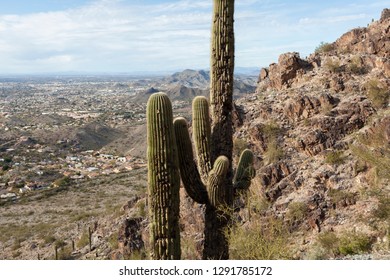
[338,232,373,255]
[315,42,334,54]
[317,231,339,257]
[372,196,390,221]
[348,56,366,74]
[286,201,309,223]
[323,58,342,73]
[314,231,373,258]
[262,121,281,139]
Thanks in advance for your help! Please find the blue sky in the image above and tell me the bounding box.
[0,0,388,74]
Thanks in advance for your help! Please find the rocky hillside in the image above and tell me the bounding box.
[228,8,389,259]
[1,9,388,261]
[114,9,389,260]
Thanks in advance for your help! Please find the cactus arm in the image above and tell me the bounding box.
[233,149,255,190]
[147,92,181,260]
[192,96,213,182]
[173,117,209,204]
[207,156,230,208]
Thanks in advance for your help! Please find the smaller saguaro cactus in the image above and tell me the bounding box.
[146,92,181,260]
[173,96,255,259]
[233,149,256,191]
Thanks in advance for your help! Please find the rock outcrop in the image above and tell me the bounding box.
[259,52,311,90]
[235,9,390,260]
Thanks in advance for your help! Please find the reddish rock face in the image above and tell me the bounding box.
[264,52,311,90]
[297,96,375,156]
[335,13,389,59]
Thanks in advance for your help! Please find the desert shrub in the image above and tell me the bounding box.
[366,79,389,108]
[325,150,345,165]
[286,201,309,223]
[229,216,294,259]
[323,58,342,73]
[372,196,390,221]
[53,176,71,187]
[76,229,90,249]
[313,231,373,258]
[328,188,356,206]
[350,118,390,182]
[43,235,56,245]
[262,121,283,164]
[2,165,10,171]
[262,121,281,139]
[54,239,67,249]
[338,232,373,255]
[348,56,366,74]
[350,145,390,181]
[264,139,284,164]
[107,232,119,250]
[317,231,339,257]
[315,42,334,54]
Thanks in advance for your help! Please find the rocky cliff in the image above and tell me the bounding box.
[228,9,390,259]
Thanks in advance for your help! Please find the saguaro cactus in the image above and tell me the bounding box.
[171,0,238,260]
[146,0,253,260]
[173,98,254,259]
[146,93,181,260]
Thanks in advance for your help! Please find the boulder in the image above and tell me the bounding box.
[267,52,311,90]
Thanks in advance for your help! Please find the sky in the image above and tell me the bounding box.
[0,0,388,74]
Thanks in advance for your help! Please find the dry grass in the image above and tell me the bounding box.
[228,176,294,259]
[229,216,294,259]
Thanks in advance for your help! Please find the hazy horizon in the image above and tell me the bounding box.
[0,0,387,74]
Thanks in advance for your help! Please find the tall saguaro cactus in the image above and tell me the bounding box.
[175,0,237,260]
[147,93,181,260]
[208,0,235,259]
[146,0,253,260]
[210,0,235,163]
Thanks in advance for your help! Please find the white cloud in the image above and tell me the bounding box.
[0,0,212,73]
[0,0,386,73]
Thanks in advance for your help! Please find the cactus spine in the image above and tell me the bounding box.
[147,93,181,260]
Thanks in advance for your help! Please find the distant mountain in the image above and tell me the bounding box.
[165,84,208,101]
[235,67,261,76]
[133,69,257,102]
[165,69,210,89]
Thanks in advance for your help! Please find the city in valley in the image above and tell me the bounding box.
[0,70,257,260]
